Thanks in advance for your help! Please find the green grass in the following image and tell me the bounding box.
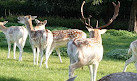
[0,26,137,81]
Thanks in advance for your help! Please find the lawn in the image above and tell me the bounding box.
[0,26,137,81]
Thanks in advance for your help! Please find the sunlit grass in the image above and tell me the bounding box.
[0,27,137,81]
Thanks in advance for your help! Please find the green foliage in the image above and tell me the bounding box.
[106,49,131,60]
[38,16,86,30]
[0,15,18,24]
[106,29,137,38]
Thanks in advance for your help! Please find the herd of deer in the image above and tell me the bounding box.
[0,1,137,81]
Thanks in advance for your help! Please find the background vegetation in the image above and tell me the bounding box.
[0,0,134,30]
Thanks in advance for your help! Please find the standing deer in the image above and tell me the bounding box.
[67,1,120,81]
[34,19,87,68]
[0,21,28,61]
[17,15,53,67]
[34,19,47,30]
[123,39,137,72]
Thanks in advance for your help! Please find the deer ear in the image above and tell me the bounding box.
[99,29,107,34]
[3,21,8,25]
[43,20,47,24]
[35,19,40,24]
[31,16,37,20]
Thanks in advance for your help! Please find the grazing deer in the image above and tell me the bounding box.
[17,15,53,67]
[67,1,120,81]
[34,19,87,68]
[123,39,137,72]
[0,21,28,61]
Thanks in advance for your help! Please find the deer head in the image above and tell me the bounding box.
[35,19,47,26]
[17,15,37,31]
[17,15,37,24]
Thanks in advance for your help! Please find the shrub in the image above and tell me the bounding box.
[106,29,137,38]
[52,48,68,56]
[106,49,131,60]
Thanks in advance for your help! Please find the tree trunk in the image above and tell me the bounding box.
[128,0,137,32]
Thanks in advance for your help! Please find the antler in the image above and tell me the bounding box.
[98,1,120,29]
[80,1,120,29]
[80,1,93,29]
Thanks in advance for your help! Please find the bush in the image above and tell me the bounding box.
[52,48,68,56]
[106,29,137,38]
[106,49,131,60]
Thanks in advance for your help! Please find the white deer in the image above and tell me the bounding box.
[34,19,87,68]
[17,15,53,67]
[0,21,28,61]
[123,39,137,72]
[67,1,120,81]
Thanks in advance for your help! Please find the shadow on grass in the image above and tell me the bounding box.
[0,77,23,81]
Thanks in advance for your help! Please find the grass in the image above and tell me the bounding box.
[0,25,137,81]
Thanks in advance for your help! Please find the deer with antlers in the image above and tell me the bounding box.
[0,21,28,61]
[17,15,53,67]
[67,1,120,81]
[34,19,87,68]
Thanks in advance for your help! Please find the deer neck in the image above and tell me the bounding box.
[24,19,34,34]
[90,29,102,44]
[0,25,8,34]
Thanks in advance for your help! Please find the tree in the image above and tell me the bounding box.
[128,0,137,32]
[93,0,137,32]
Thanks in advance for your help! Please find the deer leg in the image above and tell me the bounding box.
[7,41,11,59]
[40,48,44,67]
[13,42,16,59]
[45,43,52,68]
[32,46,36,65]
[44,45,55,64]
[88,65,93,81]
[16,42,23,61]
[55,48,62,63]
[36,47,40,65]
[93,63,99,81]
[69,61,83,78]
[123,56,135,72]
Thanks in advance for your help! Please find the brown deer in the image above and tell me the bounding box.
[0,21,28,61]
[67,1,120,81]
[34,19,87,68]
[17,15,53,68]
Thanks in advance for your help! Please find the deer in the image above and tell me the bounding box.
[34,19,47,30]
[34,19,87,68]
[67,1,120,81]
[123,39,137,72]
[0,21,28,61]
[17,15,53,67]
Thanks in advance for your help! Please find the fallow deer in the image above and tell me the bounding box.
[0,21,28,61]
[17,15,53,67]
[123,39,137,72]
[67,1,120,81]
[34,19,87,68]
[34,19,47,30]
